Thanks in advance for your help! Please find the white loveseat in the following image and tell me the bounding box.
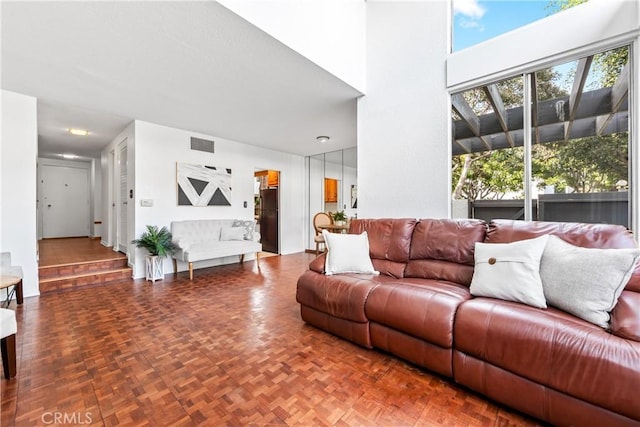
[171,219,262,280]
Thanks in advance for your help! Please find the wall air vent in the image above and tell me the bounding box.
[190,137,215,154]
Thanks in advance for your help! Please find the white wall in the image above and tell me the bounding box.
[1,90,39,297]
[447,0,639,90]
[357,1,450,219]
[131,121,306,278]
[219,0,366,93]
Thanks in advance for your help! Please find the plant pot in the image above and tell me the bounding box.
[335,220,345,226]
[145,255,164,283]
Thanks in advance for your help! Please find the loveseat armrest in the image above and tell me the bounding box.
[173,239,190,251]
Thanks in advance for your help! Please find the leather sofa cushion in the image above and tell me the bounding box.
[486,219,640,291]
[296,270,380,322]
[349,219,417,278]
[405,219,486,285]
[365,280,471,348]
[455,298,640,421]
[610,290,640,341]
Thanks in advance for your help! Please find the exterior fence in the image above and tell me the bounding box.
[469,192,628,227]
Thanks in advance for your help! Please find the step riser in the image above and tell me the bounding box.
[39,258,128,279]
[39,270,132,294]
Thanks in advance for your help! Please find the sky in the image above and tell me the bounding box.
[453,0,555,51]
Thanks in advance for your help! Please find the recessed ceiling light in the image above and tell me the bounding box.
[316,136,330,143]
[68,128,89,136]
[62,154,78,159]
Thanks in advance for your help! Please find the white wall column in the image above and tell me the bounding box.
[357,1,450,219]
[1,90,39,297]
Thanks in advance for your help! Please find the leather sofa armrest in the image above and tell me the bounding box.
[309,253,326,274]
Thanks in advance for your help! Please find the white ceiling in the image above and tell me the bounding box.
[1,1,363,160]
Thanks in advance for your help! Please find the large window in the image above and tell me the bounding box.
[451,45,630,227]
[452,0,590,52]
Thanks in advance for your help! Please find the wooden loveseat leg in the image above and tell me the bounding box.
[189,262,193,281]
[172,259,178,276]
[256,252,260,269]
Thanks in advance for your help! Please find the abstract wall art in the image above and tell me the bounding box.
[177,163,232,206]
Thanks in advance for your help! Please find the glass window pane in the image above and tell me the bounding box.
[452,0,590,52]
[451,75,525,221]
[532,46,629,226]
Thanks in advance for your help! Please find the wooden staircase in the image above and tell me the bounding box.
[39,255,132,294]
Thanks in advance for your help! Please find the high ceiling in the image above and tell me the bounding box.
[1,2,363,160]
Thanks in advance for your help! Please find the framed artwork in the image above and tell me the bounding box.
[177,163,232,206]
[351,185,357,209]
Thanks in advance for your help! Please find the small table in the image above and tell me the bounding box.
[0,275,23,307]
[317,223,350,234]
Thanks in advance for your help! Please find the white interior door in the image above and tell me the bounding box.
[42,165,90,238]
[117,140,128,253]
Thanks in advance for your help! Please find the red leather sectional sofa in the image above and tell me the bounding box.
[296,218,640,426]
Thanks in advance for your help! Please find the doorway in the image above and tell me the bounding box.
[41,163,90,238]
[116,139,128,253]
[254,169,280,254]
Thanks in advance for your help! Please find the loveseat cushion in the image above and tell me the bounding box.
[454,297,640,422]
[349,218,417,278]
[405,219,486,286]
[178,241,261,262]
[365,280,471,348]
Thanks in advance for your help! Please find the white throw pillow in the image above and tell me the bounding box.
[323,230,379,276]
[220,227,246,241]
[540,235,640,328]
[470,235,549,309]
[232,220,256,240]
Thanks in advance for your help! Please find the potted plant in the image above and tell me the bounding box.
[132,225,177,283]
[332,210,347,226]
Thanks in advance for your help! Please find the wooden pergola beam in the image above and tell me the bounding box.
[483,84,514,147]
[451,93,492,151]
[565,56,593,140]
[597,63,629,135]
[531,73,540,145]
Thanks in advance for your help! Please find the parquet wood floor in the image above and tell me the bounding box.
[39,238,126,267]
[1,253,541,426]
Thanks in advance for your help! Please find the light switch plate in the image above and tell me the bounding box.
[140,199,154,207]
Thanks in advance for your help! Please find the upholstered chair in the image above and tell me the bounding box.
[313,212,333,255]
[0,308,17,379]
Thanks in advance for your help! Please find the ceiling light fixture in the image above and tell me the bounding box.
[62,154,78,159]
[68,128,89,136]
[316,136,330,143]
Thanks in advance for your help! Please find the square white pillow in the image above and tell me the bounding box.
[220,226,246,241]
[232,220,256,240]
[470,235,549,309]
[540,235,640,328]
[323,230,379,276]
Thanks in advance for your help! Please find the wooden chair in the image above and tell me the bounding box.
[0,308,17,379]
[313,212,333,255]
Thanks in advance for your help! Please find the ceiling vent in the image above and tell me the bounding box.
[190,137,215,154]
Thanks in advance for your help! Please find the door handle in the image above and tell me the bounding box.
[47,204,52,208]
